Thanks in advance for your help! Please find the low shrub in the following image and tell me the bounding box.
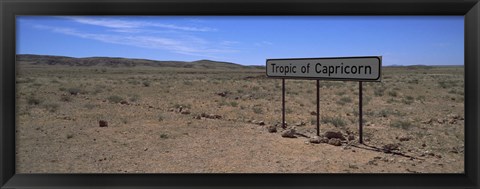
[252,106,263,114]
[322,116,347,127]
[107,95,124,103]
[27,96,42,105]
[390,120,415,130]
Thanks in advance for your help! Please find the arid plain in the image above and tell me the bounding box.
[15,55,464,173]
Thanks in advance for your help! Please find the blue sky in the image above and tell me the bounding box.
[17,16,463,66]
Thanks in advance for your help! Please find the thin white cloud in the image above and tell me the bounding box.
[254,41,273,46]
[221,40,240,46]
[33,25,235,58]
[64,17,217,32]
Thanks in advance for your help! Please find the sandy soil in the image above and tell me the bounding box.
[15,65,464,173]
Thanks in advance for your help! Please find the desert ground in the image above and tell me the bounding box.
[15,55,464,173]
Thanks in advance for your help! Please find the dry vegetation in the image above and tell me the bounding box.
[16,57,464,173]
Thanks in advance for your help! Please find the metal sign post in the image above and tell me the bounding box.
[316,80,320,136]
[282,79,286,129]
[266,56,381,142]
[359,81,363,144]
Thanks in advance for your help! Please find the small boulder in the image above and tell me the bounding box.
[310,111,317,115]
[281,128,296,138]
[328,138,342,146]
[347,135,355,141]
[266,125,277,133]
[120,100,129,105]
[309,136,322,144]
[99,120,108,127]
[181,110,191,115]
[193,115,202,119]
[324,131,345,140]
[258,121,265,126]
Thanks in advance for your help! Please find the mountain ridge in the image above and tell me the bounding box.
[16,54,260,70]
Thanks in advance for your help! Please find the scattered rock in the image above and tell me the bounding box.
[347,135,355,141]
[266,125,277,133]
[406,168,420,173]
[252,120,265,125]
[211,114,222,119]
[367,160,378,166]
[309,136,322,144]
[216,91,229,97]
[328,138,342,146]
[281,128,296,138]
[398,136,412,142]
[423,118,440,124]
[199,113,222,119]
[275,122,288,128]
[193,115,202,119]
[450,146,464,154]
[242,94,252,99]
[99,120,108,127]
[348,164,359,169]
[320,137,329,143]
[382,143,400,153]
[295,121,306,126]
[324,131,345,140]
[448,114,463,120]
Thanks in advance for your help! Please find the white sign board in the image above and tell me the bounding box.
[266,56,381,81]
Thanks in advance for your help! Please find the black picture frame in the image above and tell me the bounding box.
[1,0,479,188]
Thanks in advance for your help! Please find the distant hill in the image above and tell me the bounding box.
[16,54,259,70]
[384,64,463,68]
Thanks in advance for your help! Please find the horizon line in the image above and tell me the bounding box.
[16,53,464,67]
